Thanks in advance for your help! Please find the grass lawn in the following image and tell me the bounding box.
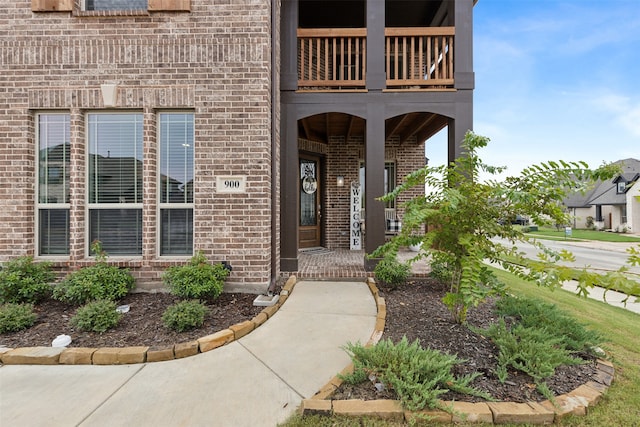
[526,227,640,243]
[280,270,640,427]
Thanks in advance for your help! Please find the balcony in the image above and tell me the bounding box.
[297,27,455,91]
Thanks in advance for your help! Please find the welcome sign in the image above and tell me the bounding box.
[350,182,362,250]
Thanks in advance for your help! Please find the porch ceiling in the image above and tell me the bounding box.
[298,112,448,145]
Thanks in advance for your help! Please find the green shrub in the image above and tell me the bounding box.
[0,256,55,304]
[495,295,603,353]
[53,264,135,305]
[429,258,454,284]
[53,242,135,306]
[71,300,121,333]
[341,337,491,411]
[163,251,229,300]
[162,300,207,332]
[0,303,37,333]
[480,319,582,398]
[374,257,410,288]
[476,297,597,399]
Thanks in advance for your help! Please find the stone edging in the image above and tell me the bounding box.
[300,277,616,425]
[0,276,298,366]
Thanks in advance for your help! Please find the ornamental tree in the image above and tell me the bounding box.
[374,131,638,324]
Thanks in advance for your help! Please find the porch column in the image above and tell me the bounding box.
[280,104,298,271]
[449,0,475,164]
[447,96,473,164]
[364,103,386,271]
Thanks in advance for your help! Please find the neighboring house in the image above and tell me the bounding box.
[565,158,640,232]
[0,0,476,292]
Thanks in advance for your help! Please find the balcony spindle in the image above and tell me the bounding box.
[297,27,452,90]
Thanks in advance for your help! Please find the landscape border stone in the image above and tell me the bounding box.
[300,277,616,425]
[0,274,616,425]
[0,275,297,366]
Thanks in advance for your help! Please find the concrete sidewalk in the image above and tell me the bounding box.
[0,280,378,427]
[557,238,640,254]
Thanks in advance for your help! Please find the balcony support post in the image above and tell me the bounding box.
[448,91,473,164]
[448,0,475,164]
[281,0,298,91]
[366,0,385,90]
[364,103,386,271]
[454,0,475,90]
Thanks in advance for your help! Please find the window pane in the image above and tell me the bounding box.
[358,162,395,208]
[300,159,317,226]
[90,209,142,255]
[85,0,147,10]
[159,113,194,204]
[384,162,395,209]
[161,209,193,255]
[88,114,143,204]
[39,209,70,255]
[38,114,70,204]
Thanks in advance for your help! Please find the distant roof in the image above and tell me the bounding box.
[564,158,640,208]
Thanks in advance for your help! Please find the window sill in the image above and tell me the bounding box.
[74,9,150,17]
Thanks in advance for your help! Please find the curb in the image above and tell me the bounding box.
[0,275,298,366]
[301,277,616,425]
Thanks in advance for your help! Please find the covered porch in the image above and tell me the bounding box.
[280,0,475,274]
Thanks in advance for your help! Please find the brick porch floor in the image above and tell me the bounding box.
[294,248,431,280]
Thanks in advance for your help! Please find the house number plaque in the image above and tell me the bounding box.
[217,176,247,193]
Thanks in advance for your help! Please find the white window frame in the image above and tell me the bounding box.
[85,111,144,258]
[35,112,71,258]
[359,160,397,209]
[157,111,195,257]
[82,0,148,11]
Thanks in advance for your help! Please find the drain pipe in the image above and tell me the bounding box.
[267,0,278,296]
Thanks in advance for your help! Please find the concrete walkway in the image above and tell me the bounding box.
[0,281,378,427]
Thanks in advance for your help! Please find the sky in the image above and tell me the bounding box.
[426,0,640,178]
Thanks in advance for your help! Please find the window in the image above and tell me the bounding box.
[595,205,603,222]
[384,162,396,209]
[159,113,194,255]
[32,0,189,12]
[37,114,71,255]
[617,181,626,194]
[359,161,396,208]
[36,112,195,258]
[87,113,143,255]
[621,205,627,225]
[83,0,147,10]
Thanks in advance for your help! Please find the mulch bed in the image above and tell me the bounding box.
[332,278,598,403]
[0,292,263,349]
[1,278,598,403]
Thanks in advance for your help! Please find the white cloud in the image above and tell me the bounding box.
[618,106,640,138]
[593,93,640,138]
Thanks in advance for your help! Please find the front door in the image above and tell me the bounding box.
[299,155,322,248]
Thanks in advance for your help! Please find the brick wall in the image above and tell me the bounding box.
[0,1,274,292]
